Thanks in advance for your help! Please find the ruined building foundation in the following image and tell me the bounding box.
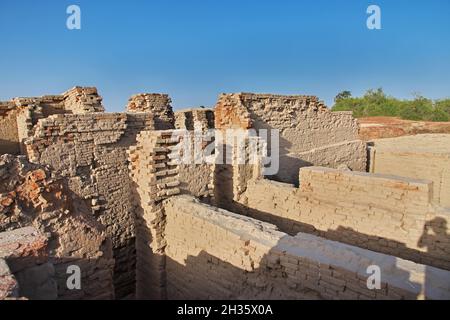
[1,88,449,300]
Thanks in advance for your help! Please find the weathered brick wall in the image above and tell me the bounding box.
[0,87,105,155]
[0,102,15,118]
[24,113,155,298]
[128,130,181,299]
[370,134,450,208]
[127,129,215,299]
[213,132,263,212]
[175,108,215,131]
[0,108,20,155]
[239,167,450,270]
[0,155,115,299]
[62,87,105,114]
[126,94,174,129]
[163,195,450,300]
[215,93,366,184]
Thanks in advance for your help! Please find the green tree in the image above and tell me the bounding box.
[334,91,352,102]
[331,90,450,122]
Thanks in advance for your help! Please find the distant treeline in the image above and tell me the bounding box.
[331,89,450,122]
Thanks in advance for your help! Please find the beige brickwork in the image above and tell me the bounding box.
[126,93,174,129]
[23,113,155,298]
[239,167,450,270]
[370,134,450,208]
[0,155,114,299]
[163,195,450,300]
[175,108,215,131]
[215,93,366,184]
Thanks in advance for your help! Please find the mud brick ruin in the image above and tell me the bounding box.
[1,87,449,300]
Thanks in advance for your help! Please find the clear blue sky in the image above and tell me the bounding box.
[1,0,449,111]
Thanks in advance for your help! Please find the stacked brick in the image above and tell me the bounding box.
[215,93,365,184]
[128,130,181,299]
[0,108,20,155]
[215,93,252,129]
[128,129,218,298]
[370,134,450,208]
[24,113,155,298]
[174,108,215,131]
[0,258,17,299]
[62,87,105,114]
[0,87,105,156]
[163,195,450,300]
[0,101,15,118]
[5,88,175,298]
[213,129,264,212]
[0,154,115,299]
[240,167,450,271]
[126,94,175,129]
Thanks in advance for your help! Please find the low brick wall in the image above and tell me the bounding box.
[163,195,450,300]
[239,167,450,271]
[369,134,450,208]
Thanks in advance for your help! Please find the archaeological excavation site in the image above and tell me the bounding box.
[0,87,449,300]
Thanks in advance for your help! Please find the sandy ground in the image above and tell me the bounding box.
[357,117,450,140]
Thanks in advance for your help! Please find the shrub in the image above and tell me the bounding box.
[332,89,450,122]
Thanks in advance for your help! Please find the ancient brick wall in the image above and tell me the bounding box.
[175,108,215,131]
[213,132,263,212]
[126,94,174,129]
[163,195,450,300]
[127,129,215,299]
[0,155,115,299]
[0,87,105,155]
[62,87,105,114]
[215,93,366,184]
[239,167,450,270]
[0,108,20,155]
[369,134,450,208]
[24,113,155,298]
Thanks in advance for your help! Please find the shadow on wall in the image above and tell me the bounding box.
[418,217,450,298]
[0,139,20,156]
[165,249,321,300]
[0,155,116,300]
[230,202,450,273]
[128,179,167,300]
[249,118,306,186]
[5,255,115,300]
[164,241,426,300]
